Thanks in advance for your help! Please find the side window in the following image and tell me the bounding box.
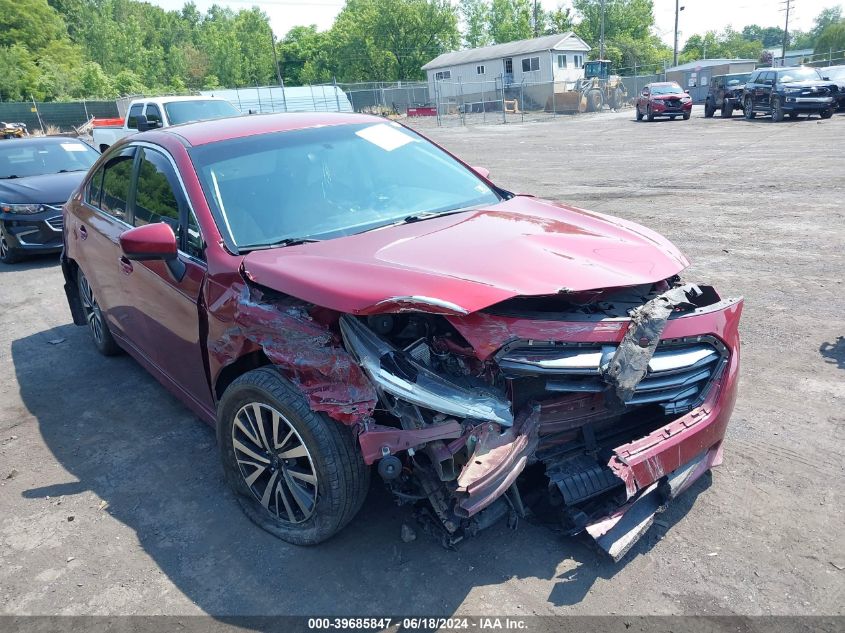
[133,148,180,230]
[133,148,205,260]
[99,150,135,220]
[85,167,104,207]
[127,104,143,130]
[762,72,775,85]
[145,104,163,126]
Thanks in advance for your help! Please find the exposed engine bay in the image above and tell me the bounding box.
[333,277,742,559]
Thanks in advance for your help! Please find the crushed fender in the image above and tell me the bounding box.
[225,285,377,424]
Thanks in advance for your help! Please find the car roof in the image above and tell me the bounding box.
[160,111,384,147]
[648,82,681,86]
[133,95,231,105]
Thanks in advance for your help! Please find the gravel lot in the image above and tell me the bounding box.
[1,106,843,618]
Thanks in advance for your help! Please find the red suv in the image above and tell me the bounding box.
[61,113,741,559]
[636,82,693,121]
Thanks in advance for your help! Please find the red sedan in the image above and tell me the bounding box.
[636,82,693,121]
[61,113,741,559]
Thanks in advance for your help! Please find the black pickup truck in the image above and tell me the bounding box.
[742,66,839,121]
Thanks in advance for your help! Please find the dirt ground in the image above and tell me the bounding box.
[1,106,843,618]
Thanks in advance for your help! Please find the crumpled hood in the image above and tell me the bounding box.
[242,196,689,315]
[0,171,85,205]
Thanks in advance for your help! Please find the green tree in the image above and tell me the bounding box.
[811,6,842,39]
[72,61,116,98]
[278,25,332,86]
[459,0,492,48]
[331,0,459,81]
[489,0,533,43]
[815,21,845,58]
[545,7,574,34]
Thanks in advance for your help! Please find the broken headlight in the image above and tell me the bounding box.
[339,315,513,426]
[0,202,41,215]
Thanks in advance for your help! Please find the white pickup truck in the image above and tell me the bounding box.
[92,96,241,152]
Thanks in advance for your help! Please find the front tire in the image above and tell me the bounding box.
[704,101,714,117]
[647,105,655,121]
[682,111,691,120]
[771,97,784,122]
[721,103,733,118]
[636,105,643,121]
[0,225,22,264]
[744,97,756,119]
[218,367,370,545]
[77,269,121,356]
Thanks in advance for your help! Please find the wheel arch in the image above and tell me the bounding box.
[214,349,272,401]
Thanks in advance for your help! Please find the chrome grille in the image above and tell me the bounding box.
[500,339,726,413]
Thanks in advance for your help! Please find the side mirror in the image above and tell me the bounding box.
[472,166,490,179]
[684,89,690,94]
[120,223,185,280]
[641,89,650,97]
[822,76,830,81]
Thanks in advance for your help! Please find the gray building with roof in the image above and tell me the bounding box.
[422,33,591,103]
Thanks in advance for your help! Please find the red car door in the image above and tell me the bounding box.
[118,144,214,415]
[69,146,137,340]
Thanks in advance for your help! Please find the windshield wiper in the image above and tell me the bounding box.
[239,237,320,252]
[1,175,19,179]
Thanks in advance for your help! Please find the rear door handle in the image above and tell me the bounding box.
[79,225,87,240]
[119,256,133,275]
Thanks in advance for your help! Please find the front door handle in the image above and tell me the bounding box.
[119,256,133,275]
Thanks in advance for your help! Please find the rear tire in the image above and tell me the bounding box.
[217,367,370,545]
[820,108,833,119]
[0,226,22,264]
[77,268,121,356]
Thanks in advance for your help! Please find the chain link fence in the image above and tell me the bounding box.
[0,100,119,134]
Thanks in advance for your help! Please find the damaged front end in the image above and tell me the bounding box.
[338,279,743,559]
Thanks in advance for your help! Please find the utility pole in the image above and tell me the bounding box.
[780,0,794,66]
[533,0,539,38]
[600,0,606,59]
[673,0,681,67]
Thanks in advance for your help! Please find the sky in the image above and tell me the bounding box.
[149,0,844,47]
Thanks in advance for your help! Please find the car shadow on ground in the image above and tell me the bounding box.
[0,253,60,273]
[12,323,709,614]
[819,337,845,370]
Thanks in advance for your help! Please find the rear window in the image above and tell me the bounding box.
[163,100,240,125]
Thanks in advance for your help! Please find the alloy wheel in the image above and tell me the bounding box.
[0,227,8,260]
[79,273,105,345]
[232,402,318,524]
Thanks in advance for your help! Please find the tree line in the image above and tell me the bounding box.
[1,0,843,102]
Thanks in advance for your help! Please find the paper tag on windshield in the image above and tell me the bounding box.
[61,142,88,152]
[355,124,413,152]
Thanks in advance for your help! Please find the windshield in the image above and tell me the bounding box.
[164,100,240,125]
[0,140,98,179]
[725,74,750,86]
[190,122,501,249]
[651,83,684,95]
[777,68,821,83]
[823,67,845,81]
